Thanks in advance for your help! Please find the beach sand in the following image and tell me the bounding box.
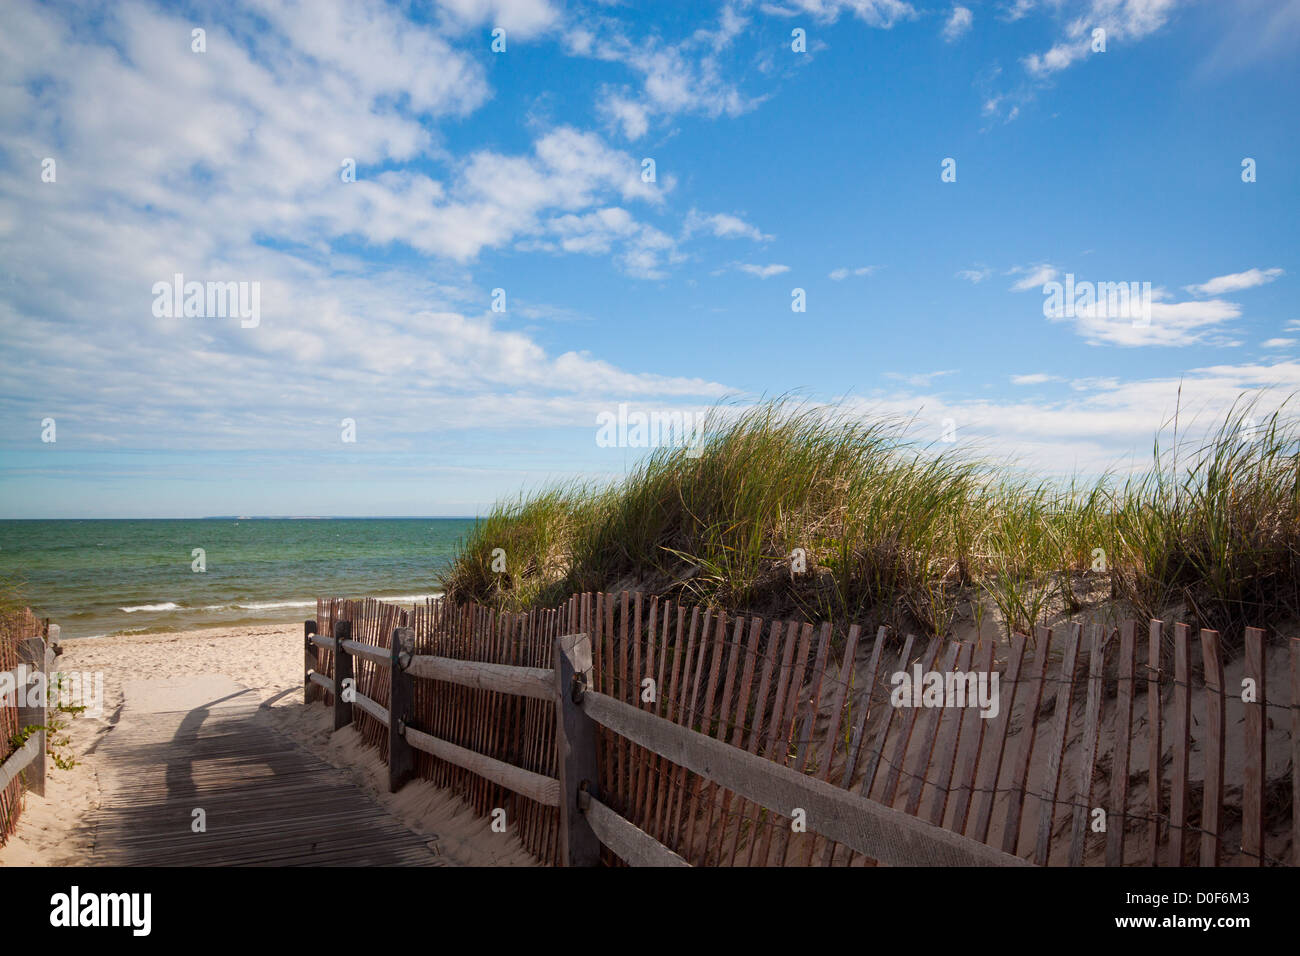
[0,623,537,866]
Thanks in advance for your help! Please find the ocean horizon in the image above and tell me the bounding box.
[0,517,476,639]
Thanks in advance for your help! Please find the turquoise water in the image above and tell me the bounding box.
[0,518,475,639]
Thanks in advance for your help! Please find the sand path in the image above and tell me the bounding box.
[2,624,539,866]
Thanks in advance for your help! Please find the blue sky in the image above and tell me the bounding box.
[1,0,1298,518]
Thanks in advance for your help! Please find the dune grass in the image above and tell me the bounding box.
[440,397,1300,642]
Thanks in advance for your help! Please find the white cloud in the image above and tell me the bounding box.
[762,0,917,28]
[738,263,791,278]
[1185,267,1284,296]
[829,266,879,280]
[1024,0,1181,77]
[432,0,560,38]
[1009,264,1059,291]
[1262,338,1296,349]
[956,267,993,283]
[847,360,1300,474]
[1001,0,1035,21]
[884,369,957,387]
[577,7,765,140]
[683,210,772,241]
[1054,295,1242,347]
[942,6,974,42]
[599,94,651,140]
[0,0,728,460]
[1011,373,1058,385]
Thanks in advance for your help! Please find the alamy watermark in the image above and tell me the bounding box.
[890,663,999,718]
[1042,273,1151,327]
[152,273,260,328]
[595,403,706,457]
[1,666,104,718]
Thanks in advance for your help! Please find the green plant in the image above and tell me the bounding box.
[439,395,1300,645]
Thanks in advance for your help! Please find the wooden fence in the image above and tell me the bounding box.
[0,609,55,846]
[309,593,1299,867]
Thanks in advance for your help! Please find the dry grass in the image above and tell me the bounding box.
[441,397,1300,644]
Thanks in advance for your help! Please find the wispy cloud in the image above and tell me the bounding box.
[574,5,764,140]
[1185,267,1284,296]
[829,265,879,280]
[884,369,957,388]
[1008,264,1059,291]
[683,209,772,241]
[942,5,974,42]
[737,263,791,278]
[1023,0,1181,78]
[1011,373,1059,385]
[759,0,917,27]
[1053,294,1242,347]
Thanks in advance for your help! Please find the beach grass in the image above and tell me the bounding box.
[440,397,1300,643]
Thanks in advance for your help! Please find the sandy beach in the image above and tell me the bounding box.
[0,624,537,867]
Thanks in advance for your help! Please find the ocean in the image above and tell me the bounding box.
[0,518,475,639]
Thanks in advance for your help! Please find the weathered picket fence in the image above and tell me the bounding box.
[307,593,1299,867]
[0,608,56,845]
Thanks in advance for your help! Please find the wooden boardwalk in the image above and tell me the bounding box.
[85,684,442,866]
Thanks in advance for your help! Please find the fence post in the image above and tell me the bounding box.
[333,619,353,731]
[389,626,415,793]
[554,631,601,866]
[304,620,319,706]
[17,635,47,798]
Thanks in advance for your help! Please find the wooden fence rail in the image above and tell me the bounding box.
[307,594,1299,868]
[303,611,1026,867]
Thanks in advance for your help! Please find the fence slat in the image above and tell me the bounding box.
[1292,637,1300,868]
[922,642,973,827]
[806,623,861,864]
[1242,627,1266,866]
[653,604,687,844]
[724,616,767,867]
[824,627,891,866]
[1163,622,1191,867]
[968,632,1026,845]
[779,622,832,865]
[1034,623,1081,866]
[1145,620,1163,865]
[699,614,745,864]
[1001,628,1052,857]
[878,636,940,807]
[904,642,960,816]
[756,620,812,864]
[667,607,706,851]
[1067,626,1109,867]
[1199,629,1225,866]
[1105,621,1136,867]
[946,639,992,835]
